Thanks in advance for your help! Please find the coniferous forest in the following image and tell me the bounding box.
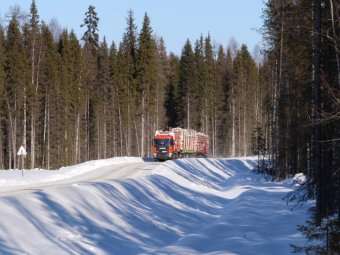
[0,1,339,252]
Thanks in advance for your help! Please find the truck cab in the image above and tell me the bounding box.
[153,131,175,161]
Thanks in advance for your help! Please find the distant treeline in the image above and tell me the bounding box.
[0,2,266,170]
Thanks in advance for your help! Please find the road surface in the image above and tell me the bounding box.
[0,161,160,197]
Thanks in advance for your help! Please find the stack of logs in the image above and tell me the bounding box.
[171,127,209,155]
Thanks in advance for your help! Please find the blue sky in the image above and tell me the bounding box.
[0,0,265,55]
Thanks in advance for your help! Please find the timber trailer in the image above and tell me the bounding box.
[153,127,209,161]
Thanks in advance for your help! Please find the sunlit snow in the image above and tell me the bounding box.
[0,157,310,255]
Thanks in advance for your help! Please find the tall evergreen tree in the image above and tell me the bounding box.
[178,39,196,130]
[26,0,41,169]
[97,37,110,159]
[81,5,99,50]
[194,36,206,131]
[165,53,180,128]
[136,13,158,157]
[108,41,120,156]
[68,31,83,164]
[4,15,28,169]
[232,45,258,156]
[39,23,59,169]
[204,35,219,156]
[215,45,229,156]
[80,5,100,160]
[155,37,169,130]
[119,9,138,156]
[0,25,5,169]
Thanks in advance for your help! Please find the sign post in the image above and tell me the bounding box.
[17,146,27,177]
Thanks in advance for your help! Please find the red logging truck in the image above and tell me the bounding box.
[152,127,209,161]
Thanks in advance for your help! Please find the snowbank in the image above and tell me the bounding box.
[0,157,143,187]
[0,157,310,255]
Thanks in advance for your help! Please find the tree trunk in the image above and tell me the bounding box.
[13,114,17,170]
[243,104,247,156]
[141,90,145,157]
[238,103,241,156]
[103,103,107,158]
[188,95,190,130]
[42,93,47,167]
[313,0,323,223]
[134,116,140,156]
[127,82,131,156]
[30,110,35,169]
[231,93,236,157]
[86,95,90,161]
[75,113,80,163]
[23,87,26,169]
[329,0,340,88]
[114,83,123,157]
[97,113,100,159]
[47,96,50,169]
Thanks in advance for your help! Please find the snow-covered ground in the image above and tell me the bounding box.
[0,157,311,255]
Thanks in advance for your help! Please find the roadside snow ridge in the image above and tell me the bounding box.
[0,157,310,255]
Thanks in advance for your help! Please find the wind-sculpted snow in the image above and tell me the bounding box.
[0,157,310,255]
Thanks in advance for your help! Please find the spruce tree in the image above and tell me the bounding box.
[39,23,59,168]
[194,36,206,131]
[68,31,83,164]
[27,0,41,169]
[232,45,258,156]
[5,15,28,169]
[108,41,120,156]
[80,5,100,160]
[120,9,138,156]
[204,35,218,156]
[178,39,196,129]
[0,26,5,168]
[97,37,110,159]
[216,45,229,156]
[155,37,169,130]
[165,53,180,128]
[136,13,158,157]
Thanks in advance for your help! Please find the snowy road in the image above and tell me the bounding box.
[0,157,311,255]
[0,161,159,197]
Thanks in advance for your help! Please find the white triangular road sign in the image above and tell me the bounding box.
[17,146,27,156]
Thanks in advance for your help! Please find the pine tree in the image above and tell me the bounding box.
[81,5,99,50]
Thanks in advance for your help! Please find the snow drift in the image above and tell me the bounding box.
[0,157,310,255]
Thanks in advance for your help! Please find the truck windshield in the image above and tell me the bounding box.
[154,139,171,146]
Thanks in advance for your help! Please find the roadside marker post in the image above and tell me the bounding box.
[17,146,27,177]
